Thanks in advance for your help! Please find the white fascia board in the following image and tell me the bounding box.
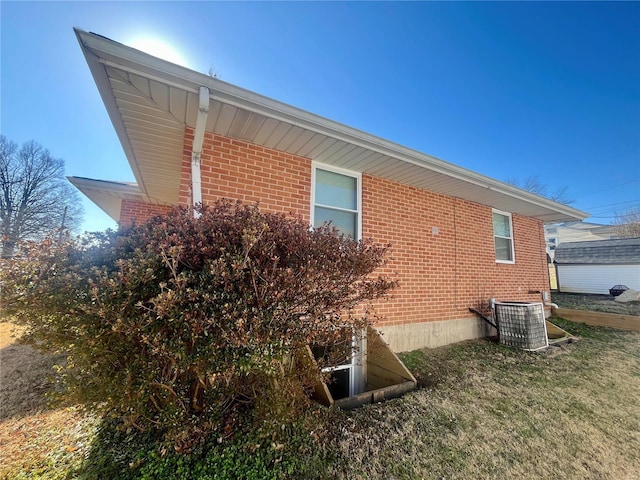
[75,29,150,197]
[67,176,142,196]
[74,29,588,222]
[68,176,168,222]
[67,176,132,221]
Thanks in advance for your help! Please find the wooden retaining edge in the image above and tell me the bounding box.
[552,307,640,332]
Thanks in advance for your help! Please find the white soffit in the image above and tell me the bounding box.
[75,29,588,223]
[67,176,166,222]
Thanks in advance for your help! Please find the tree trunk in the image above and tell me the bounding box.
[1,238,15,259]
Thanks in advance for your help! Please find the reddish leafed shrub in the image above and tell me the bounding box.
[0,200,395,446]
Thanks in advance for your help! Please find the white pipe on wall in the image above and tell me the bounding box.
[191,86,210,216]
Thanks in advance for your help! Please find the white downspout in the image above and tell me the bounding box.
[191,86,210,216]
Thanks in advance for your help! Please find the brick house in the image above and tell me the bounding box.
[69,29,587,364]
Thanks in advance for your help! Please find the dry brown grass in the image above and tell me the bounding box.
[320,318,640,479]
[1,319,639,479]
[1,323,62,419]
[0,323,97,480]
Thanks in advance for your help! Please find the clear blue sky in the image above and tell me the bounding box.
[2,1,639,232]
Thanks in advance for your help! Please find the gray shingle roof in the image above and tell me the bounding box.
[554,238,640,265]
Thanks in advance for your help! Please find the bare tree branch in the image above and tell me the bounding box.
[505,175,573,204]
[0,135,83,257]
[614,206,640,238]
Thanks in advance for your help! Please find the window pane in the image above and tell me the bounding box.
[315,206,357,238]
[327,368,351,400]
[316,169,357,210]
[495,237,513,262]
[493,212,511,238]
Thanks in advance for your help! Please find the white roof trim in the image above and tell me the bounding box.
[74,28,588,223]
[68,176,166,221]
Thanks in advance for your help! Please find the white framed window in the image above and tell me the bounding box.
[493,209,515,263]
[310,163,364,398]
[311,162,362,240]
[311,330,359,400]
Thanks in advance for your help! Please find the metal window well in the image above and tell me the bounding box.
[494,301,549,351]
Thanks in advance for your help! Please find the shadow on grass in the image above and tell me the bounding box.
[71,412,335,480]
[0,341,67,422]
[70,417,159,480]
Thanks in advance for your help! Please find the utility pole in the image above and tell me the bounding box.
[58,205,68,242]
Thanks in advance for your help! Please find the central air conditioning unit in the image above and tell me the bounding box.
[493,301,548,351]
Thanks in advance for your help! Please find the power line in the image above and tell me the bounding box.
[585,201,640,213]
[572,178,640,200]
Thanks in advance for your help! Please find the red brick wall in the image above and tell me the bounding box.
[125,130,549,328]
[179,129,311,220]
[362,175,549,327]
[119,199,172,226]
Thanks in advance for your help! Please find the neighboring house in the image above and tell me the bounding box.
[547,253,559,291]
[545,221,619,260]
[554,238,640,294]
[69,29,587,364]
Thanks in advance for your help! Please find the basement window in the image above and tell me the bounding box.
[310,327,417,409]
[493,209,515,263]
[310,163,363,397]
[311,330,358,400]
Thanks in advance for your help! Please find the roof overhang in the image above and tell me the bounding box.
[67,176,167,222]
[75,28,588,223]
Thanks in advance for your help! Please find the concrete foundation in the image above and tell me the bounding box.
[378,316,497,353]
